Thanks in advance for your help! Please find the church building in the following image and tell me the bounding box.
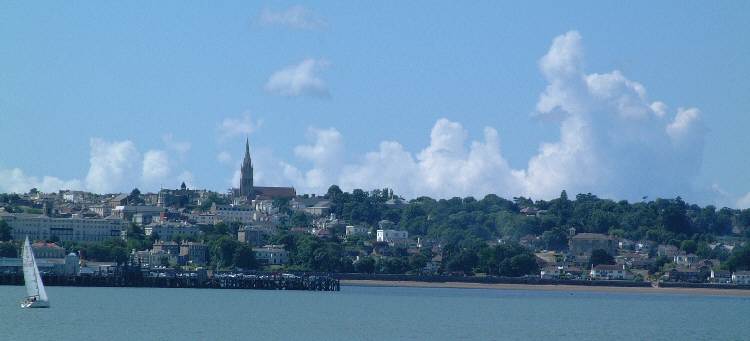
[234,139,296,201]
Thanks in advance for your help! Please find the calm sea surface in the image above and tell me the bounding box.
[1,285,749,340]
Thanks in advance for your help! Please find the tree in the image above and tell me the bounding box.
[498,253,539,277]
[590,249,615,267]
[233,244,257,269]
[0,242,17,257]
[541,227,569,251]
[354,256,376,273]
[680,240,697,254]
[0,220,12,241]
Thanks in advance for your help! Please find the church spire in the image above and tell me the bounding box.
[245,137,250,158]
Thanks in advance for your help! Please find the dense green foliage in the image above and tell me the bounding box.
[0,242,17,257]
[590,249,615,267]
[0,220,12,241]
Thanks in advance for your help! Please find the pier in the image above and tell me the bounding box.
[0,269,340,292]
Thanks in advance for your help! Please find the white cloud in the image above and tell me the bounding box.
[265,59,329,97]
[267,30,708,203]
[0,168,83,193]
[738,192,750,209]
[176,171,194,189]
[258,6,324,29]
[85,138,140,193]
[217,114,261,141]
[142,150,171,184]
[666,107,703,142]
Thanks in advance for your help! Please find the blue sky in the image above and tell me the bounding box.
[1,2,749,207]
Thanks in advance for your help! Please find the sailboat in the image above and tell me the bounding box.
[21,236,50,308]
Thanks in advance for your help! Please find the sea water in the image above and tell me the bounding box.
[1,285,749,340]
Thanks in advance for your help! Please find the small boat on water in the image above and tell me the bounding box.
[21,236,50,308]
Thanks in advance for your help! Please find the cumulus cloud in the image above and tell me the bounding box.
[217,114,262,141]
[217,151,232,164]
[258,5,324,29]
[142,150,171,184]
[1,134,196,194]
[265,59,329,97]
[268,31,708,203]
[737,192,750,209]
[162,133,191,158]
[85,138,140,193]
[0,168,83,193]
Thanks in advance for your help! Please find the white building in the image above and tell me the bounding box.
[346,225,369,237]
[0,212,124,242]
[590,264,633,280]
[732,271,750,285]
[211,204,253,224]
[188,212,216,225]
[376,229,408,244]
[112,205,165,222]
[144,222,202,241]
[253,245,289,265]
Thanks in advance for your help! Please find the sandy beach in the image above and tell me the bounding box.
[341,279,750,297]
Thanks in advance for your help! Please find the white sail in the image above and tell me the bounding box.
[22,237,48,302]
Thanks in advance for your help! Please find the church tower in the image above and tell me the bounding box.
[239,138,254,199]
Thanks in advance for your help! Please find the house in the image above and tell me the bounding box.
[303,200,331,217]
[179,242,208,265]
[710,270,732,284]
[569,233,615,257]
[540,266,563,279]
[657,245,679,258]
[673,253,698,267]
[376,229,408,244]
[345,225,369,237]
[732,271,750,285]
[590,264,633,280]
[667,268,706,283]
[253,245,289,265]
[237,226,265,246]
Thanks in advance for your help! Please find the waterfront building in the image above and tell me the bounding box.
[569,233,616,257]
[710,269,732,284]
[31,242,66,258]
[590,264,632,280]
[180,242,208,265]
[253,245,289,265]
[376,229,409,244]
[0,212,124,242]
[732,271,750,285]
[667,268,706,283]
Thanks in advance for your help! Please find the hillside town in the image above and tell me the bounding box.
[1,140,750,287]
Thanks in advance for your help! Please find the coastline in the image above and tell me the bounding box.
[341,279,750,297]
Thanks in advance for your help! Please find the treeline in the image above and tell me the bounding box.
[323,186,750,249]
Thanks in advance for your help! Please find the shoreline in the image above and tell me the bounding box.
[341,279,750,297]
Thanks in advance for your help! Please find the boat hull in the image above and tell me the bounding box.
[21,299,50,308]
